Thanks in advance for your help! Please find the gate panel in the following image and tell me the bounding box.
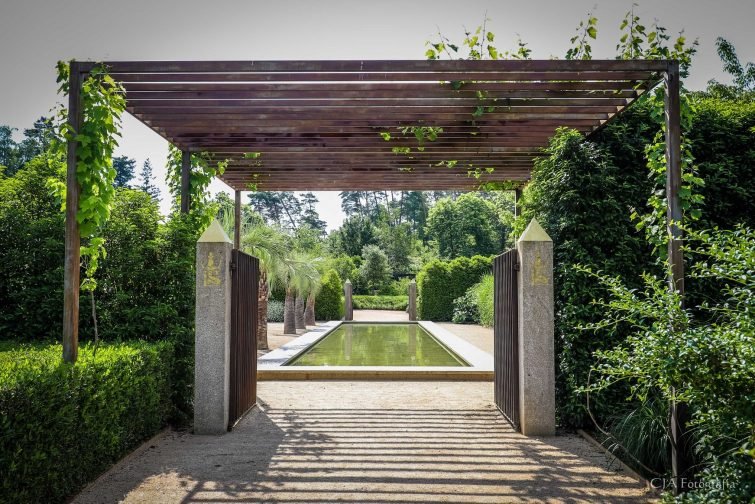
[494,249,520,431]
[229,249,259,429]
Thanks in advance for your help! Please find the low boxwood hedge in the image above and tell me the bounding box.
[353,295,408,311]
[0,340,174,503]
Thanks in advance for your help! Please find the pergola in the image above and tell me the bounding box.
[61,58,685,475]
[63,57,682,344]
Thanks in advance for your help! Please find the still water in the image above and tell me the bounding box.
[287,323,468,367]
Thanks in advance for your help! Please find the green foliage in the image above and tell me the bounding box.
[165,145,227,228]
[329,215,376,257]
[384,277,411,296]
[417,255,492,321]
[425,193,503,259]
[352,295,408,311]
[565,12,598,60]
[112,155,135,188]
[451,290,479,324]
[473,273,495,327]
[580,226,755,501]
[0,154,65,339]
[0,118,55,176]
[603,397,671,476]
[51,62,127,292]
[326,255,359,285]
[0,340,174,503]
[267,299,284,322]
[707,37,755,98]
[358,245,392,293]
[315,269,344,321]
[516,128,654,427]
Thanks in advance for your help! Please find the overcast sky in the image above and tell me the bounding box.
[1,0,752,230]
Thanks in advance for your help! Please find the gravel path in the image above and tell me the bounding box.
[75,381,651,503]
[74,313,652,503]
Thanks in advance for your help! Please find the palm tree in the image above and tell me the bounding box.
[221,211,288,350]
[282,253,320,335]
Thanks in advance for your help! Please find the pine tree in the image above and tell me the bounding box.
[138,158,160,199]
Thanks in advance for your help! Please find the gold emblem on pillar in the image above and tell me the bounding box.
[204,252,222,286]
[532,254,549,285]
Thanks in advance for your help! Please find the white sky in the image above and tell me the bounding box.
[1,0,752,230]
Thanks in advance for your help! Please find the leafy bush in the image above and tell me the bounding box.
[0,340,174,503]
[417,255,492,321]
[353,295,408,311]
[451,290,479,324]
[0,154,65,340]
[383,277,411,296]
[473,273,495,327]
[267,299,284,322]
[315,269,344,320]
[582,226,755,501]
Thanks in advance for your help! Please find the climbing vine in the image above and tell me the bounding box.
[607,9,703,256]
[381,18,531,184]
[165,145,228,226]
[50,61,126,292]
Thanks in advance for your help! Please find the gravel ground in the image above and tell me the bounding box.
[73,311,652,503]
[74,381,652,503]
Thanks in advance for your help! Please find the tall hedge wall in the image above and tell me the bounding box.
[518,93,755,429]
[0,341,174,503]
[417,255,492,321]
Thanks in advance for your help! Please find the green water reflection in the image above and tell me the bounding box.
[287,323,468,367]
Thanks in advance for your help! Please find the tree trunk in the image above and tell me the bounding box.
[283,288,297,335]
[305,294,316,326]
[257,271,269,350]
[295,295,306,330]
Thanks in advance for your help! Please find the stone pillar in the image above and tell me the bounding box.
[408,279,417,321]
[517,218,556,436]
[344,280,353,321]
[194,220,233,435]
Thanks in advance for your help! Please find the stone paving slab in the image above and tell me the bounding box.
[74,381,653,503]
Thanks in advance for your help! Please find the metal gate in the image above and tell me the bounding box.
[229,249,259,429]
[494,249,520,431]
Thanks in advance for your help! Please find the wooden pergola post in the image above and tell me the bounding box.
[62,62,82,364]
[180,150,191,214]
[665,61,691,493]
[234,190,241,249]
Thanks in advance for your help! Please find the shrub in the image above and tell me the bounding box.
[451,290,479,324]
[417,255,492,321]
[0,340,174,503]
[315,269,344,320]
[353,295,408,311]
[582,226,755,501]
[0,154,65,340]
[267,299,284,322]
[383,277,411,296]
[473,273,495,327]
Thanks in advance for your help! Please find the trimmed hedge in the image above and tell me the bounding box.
[0,341,174,503]
[315,269,344,320]
[353,295,408,311]
[417,255,492,321]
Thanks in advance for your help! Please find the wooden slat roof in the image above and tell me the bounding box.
[87,60,668,190]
